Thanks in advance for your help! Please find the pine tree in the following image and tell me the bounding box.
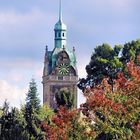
[26,79,40,112]
[0,101,28,140]
[24,79,44,140]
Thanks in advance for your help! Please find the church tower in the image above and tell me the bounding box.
[42,0,78,109]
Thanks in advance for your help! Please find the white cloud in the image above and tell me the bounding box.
[0,80,27,108]
[0,8,55,56]
[0,8,45,26]
[9,74,24,84]
[0,58,38,70]
[77,63,87,78]
[0,7,57,35]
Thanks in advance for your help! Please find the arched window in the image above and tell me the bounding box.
[63,33,65,37]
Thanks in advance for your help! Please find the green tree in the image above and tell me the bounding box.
[24,79,44,140]
[121,39,140,64]
[0,101,29,140]
[39,103,54,125]
[26,79,40,112]
[78,40,140,92]
[0,100,9,139]
[78,43,122,91]
[55,88,75,109]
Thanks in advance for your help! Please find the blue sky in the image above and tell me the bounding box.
[0,0,140,107]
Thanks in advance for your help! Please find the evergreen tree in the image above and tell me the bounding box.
[78,43,122,91]
[121,39,140,64]
[0,100,9,139]
[24,79,44,140]
[78,40,140,92]
[26,79,40,112]
[0,101,28,140]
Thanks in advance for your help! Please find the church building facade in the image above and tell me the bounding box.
[42,0,78,109]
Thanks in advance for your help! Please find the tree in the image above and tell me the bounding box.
[55,88,75,109]
[0,100,10,139]
[0,101,29,140]
[80,59,140,139]
[39,103,54,123]
[78,43,123,91]
[41,106,94,140]
[78,40,140,92]
[26,79,40,112]
[24,79,44,140]
[121,39,140,65]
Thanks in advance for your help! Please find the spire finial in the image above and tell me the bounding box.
[59,0,62,22]
[73,46,75,52]
[45,45,48,56]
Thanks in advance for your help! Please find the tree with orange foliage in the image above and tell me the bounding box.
[80,59,140,140]
[41,59,140,140]
[41,106,94,140]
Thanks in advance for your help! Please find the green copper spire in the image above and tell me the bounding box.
[54,0,67,49]
[55,0,66,30]
[59,0,62,22]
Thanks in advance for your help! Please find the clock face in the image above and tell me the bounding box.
[58,63,69,75]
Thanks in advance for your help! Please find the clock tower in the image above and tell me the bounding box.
[42,0,78,109]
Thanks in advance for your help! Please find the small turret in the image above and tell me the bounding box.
[45,45,48,58]
[43,45,49,76]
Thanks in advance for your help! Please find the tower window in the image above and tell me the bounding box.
[55,32,57,37]
[58,32,61,37]
[63,33,65,37]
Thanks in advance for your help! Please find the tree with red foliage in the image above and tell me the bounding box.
[41,106,94,140]
[80,58,140,139]
[41,58,140,140]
